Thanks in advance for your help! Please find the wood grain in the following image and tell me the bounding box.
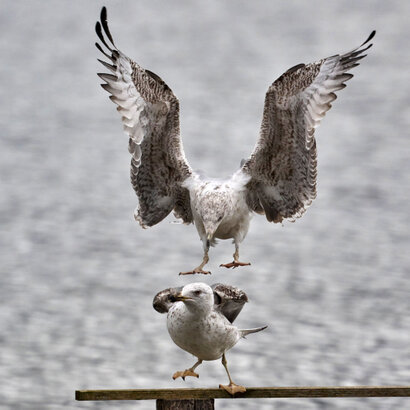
[76,386,410,401]
[156,399,214,410]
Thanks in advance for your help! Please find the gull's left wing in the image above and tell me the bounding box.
[241,31,375,223]
[211,283,248,323]
[96,7,193,227]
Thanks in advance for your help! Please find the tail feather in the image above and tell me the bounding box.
[240,325,267,338]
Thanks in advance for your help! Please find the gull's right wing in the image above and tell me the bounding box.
[96,7,193,227]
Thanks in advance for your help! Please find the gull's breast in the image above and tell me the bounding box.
[167,307,240,361]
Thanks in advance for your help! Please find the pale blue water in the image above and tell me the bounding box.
[1,1,409,409]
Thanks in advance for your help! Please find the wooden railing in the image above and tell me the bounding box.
[76,385,410,409]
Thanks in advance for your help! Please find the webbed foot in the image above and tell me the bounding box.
[220,261,251,269]
[179,268,211,275]
[219,382,246,395]
[172,369,199,380]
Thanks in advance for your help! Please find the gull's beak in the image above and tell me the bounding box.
[207,233,213,241]
[172,293,192,302]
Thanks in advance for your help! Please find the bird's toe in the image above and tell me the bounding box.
[172,369,199,380]
[220,261,251,269]
[179,268,211,275]
[219,383,246,395]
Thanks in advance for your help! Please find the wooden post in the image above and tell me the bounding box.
[156,399,214,410]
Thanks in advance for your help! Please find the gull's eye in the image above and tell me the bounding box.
[217,216,223,222]
[193,290,202,296]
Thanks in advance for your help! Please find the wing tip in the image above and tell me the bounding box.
[364,30,376,46]
[100,6,116,47]
[134,209,149,229]
[95,7,116,52]
[340,30,376,69]
[101,6,107,21]
[356,30,376,53]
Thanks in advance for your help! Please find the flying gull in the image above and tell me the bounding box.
[153,282,267,395]
[96,7,375,274]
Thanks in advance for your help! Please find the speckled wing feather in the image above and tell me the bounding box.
[211,283,248,323]
[152,287,183,314]
[96,7,193,227]
[242,31,375,223]
[153,283,248,321]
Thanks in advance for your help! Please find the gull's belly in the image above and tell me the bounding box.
[167,308,239,361]
[215,198,251,240]
[215,214,247,240]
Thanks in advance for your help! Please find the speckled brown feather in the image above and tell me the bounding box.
[242,31,375,223]
[153,287,183,314]
[153,283,249,324]
[96,7,193,227]
[96,7,375,264]
[211,283,248,323]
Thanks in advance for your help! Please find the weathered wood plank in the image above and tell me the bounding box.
[75,386,410,401]
[156,399,214,410]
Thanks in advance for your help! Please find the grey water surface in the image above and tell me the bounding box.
[1,1,409,409]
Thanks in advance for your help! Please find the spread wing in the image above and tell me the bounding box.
[96,7,193,227]
[152,287,183,314]
[153,283,248,321]
[241,31,375,223]
[211,283,248,323]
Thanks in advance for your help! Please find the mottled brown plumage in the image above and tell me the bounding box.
[96,7,375,273]
[96,7,192,229]
[242,30,375,223]
[153,283,249,324]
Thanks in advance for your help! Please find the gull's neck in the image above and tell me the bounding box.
[182,299,213,317]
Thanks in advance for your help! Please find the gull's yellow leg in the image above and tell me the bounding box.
[180,244,211,275]
[219,353,246,395]
[172,359,203,380]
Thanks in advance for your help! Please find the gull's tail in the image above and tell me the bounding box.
[240,325,267,338]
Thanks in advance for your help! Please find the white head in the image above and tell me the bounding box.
[174,282,214,315]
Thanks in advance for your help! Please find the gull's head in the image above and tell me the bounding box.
[173,282,214,314]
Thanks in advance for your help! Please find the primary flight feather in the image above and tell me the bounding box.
[95,7,375,274]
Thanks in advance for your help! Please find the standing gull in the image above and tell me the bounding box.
[153,282,267,395]
[96,7,375,274]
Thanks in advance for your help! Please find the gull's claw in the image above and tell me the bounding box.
[219,383,246,395]
[179,268,211,275]
[220,261,251,269]
[172,369,199,380]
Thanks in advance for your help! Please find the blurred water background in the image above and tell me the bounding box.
[1,1,409,409]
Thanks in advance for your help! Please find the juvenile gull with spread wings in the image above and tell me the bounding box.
[96,7,375,274]
[153,282,267,395]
